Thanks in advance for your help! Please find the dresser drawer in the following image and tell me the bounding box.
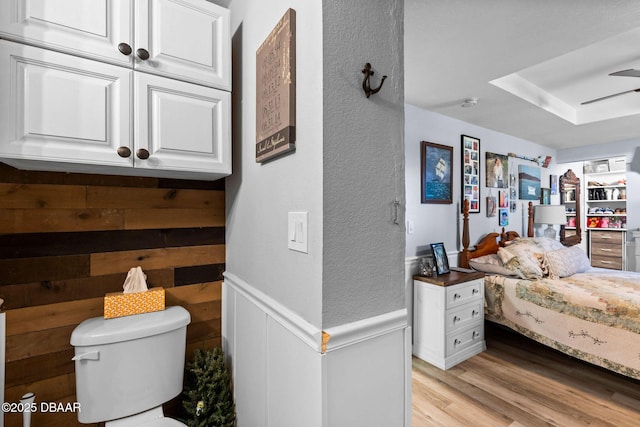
[590,255,623,270]
[446,324,484,357]
[591,231,623,245]
[445,301,482,333]
[445,279,482,309]
[591,243,623,258]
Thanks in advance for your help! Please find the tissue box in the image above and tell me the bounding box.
[103,287,166,319]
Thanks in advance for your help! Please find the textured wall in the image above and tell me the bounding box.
[322,0,405,329]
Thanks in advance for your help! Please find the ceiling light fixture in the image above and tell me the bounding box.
[461,97,479,108]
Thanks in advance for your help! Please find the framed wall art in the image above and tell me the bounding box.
[461,135,480,213]
[518,164,541,200]
[421,141,453,204]
[486,152,508,188]
[541,188,551,205]
[550,174,558,195]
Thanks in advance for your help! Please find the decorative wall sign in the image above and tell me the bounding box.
[421,141,453,204]
[486,152,508,188]
[518,164,541,200]
[461,135,480,213]
[256,9,296,163]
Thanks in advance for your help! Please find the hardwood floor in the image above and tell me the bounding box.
[412,322,640,426]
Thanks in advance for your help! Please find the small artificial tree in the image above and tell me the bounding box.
[182,347,236,427]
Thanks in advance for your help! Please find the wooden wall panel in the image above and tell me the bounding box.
[0,163,225,427]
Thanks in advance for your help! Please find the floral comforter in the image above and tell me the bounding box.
[485,268,640,380]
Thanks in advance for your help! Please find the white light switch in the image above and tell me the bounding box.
[288,212,308,253]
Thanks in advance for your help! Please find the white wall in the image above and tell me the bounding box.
[225,1,409,425]
[226,0,324,328]
[405,104,557,258]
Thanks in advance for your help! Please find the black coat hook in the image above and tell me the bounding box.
[362,63,387,98]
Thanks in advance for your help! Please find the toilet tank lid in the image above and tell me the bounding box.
[70,306,191,347]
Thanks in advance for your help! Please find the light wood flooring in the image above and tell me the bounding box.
[412,322,640,426]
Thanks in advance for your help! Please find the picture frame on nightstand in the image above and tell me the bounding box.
[430,242,450,275]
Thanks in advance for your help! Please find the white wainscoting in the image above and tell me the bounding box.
[223,272,411,427]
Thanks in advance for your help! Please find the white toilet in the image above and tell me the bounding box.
[70,306,191,426]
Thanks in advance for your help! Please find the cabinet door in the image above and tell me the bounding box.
[0,0,132,66]
[134,0,230,90]
[134,72,230,175]
[0,40,132,167]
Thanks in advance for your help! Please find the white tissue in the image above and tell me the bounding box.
[122,266,149,294]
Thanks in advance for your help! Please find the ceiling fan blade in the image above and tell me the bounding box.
[581,88,640,105]
[609,69,640,77]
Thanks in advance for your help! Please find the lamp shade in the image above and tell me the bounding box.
[534,205,566,225]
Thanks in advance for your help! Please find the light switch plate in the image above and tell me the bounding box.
[288,212,308,253]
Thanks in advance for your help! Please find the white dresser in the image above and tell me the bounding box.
[413,271,486,370]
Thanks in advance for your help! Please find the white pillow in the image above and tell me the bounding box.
[543,246,591,278]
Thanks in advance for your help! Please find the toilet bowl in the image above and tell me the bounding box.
[70,306,191,425]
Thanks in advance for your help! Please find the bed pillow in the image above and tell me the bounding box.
[497,238,544,279]
[468,254,517,276]
[543,246,591,278]
[532,237,565,252]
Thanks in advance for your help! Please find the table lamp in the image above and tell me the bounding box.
[534,205,566,239]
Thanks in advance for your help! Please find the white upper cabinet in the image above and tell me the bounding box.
[0,0,231,180]
[134,0,230,90]
[0,38,230,179]
[135,72,230,176]
[0,40,133,168]
[0,0,132,66]
[0,0,230,90]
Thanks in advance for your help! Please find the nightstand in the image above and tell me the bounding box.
[413,271,485,369]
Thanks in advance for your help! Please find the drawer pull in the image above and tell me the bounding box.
[453,293,461,300]
[136,148,150,160]
[118,42,132,56]
[453,316,460,323]
[454,339,461,346]
[472,331,479,339]
[472,288,479,295]
[600,260,613,264]
[472,310,478,317]
[117,146,131,158]
[136,48,150,60]
[600,248,613,252]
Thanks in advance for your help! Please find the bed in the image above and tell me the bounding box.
[459,201,640,380]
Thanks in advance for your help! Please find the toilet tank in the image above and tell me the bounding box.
[71,306,191,424]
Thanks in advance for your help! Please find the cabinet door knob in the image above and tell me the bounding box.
[136,148,150,159]
[136,48,150,60]
[118,43,132,56]
[117,146,131,158]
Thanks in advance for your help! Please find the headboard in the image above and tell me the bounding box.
[459,200,534,268]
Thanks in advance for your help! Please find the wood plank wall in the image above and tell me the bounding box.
[0,163,225,427]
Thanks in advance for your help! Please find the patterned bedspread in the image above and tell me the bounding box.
[485,268,640,380]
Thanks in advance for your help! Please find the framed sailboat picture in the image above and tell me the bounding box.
[421,141,453,204]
